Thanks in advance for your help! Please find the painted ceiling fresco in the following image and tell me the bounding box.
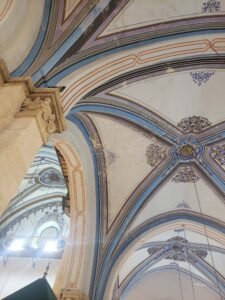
[0,144,69,298]
[0,144,69,259]
[1,0,225,299]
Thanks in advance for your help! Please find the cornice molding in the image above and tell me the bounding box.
[0,59,66,139]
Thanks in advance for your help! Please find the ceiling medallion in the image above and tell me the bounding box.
[174,140,203,161]
[202,0,221,13]
[172,167,199,183]
[178,116,211,133]
[146,144,166,167]
[176,144,197,160]
[211,144,225,165]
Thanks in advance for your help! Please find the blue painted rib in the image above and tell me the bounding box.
[11,0,52,77]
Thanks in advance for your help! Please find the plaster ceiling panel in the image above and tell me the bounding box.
[0,0,13,22]
[0,0,45,72]
[61,31,225,113]
[110,70,225,126]
[88,113,169,227]
[146,259,211,283]
[119,248,149,284]
[205,251,225,278]
[100,0,225,37]
[63,0,81,21]
[210,142,225,172]
[128,169,225,233]
[117,228,225,289]
[141,229,225,249]
[122,270,220,300]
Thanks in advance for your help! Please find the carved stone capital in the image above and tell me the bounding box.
[18,96,57,141]
[0,59,66,142]
[60,288,89,300]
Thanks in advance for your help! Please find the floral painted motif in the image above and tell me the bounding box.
[146,144,166,166]
[172,167,199,183]
[202,0,221,13]
[106,150,118,166]
[147,236,207,261]
[175,200,191,210]
[190,71,215,86]
[178,116,211,133]
[211,144,225,165]
[148,247,161,256]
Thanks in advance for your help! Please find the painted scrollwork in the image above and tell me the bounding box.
[147,236,208,262]
[190,71,214,85]
[146,144,166,166]
[177,116,211,133]
[211,144,225,165]
[172,167,199,183]
[202,0,221,13]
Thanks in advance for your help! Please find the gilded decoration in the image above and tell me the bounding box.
[172,167,199,183]
[146,144,166,166]
[177,116,211,133]
[211,144,225,165]
[176,144,198,160]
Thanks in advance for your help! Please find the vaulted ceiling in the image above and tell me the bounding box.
[0,144,69,298]
[1,0,225,299]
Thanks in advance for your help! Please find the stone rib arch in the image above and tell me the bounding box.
[51,129,96,299]
[121,266,224,300]
[98,212,225,300]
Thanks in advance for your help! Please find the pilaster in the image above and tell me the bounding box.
[0,59,66,214]
[59,288,89,300]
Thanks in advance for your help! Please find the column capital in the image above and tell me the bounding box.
[0,59,66,213]
[60,288,89,300]
[0,59,66,141]
[18,96,58,142]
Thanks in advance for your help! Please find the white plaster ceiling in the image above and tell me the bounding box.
[110,70,225,126]
[2,0,225,299]
[100,0,225,37]
[64,0,81,20]
[88,112,168,227]
[122,270,221,300]
[129,171,225,232]
[0,0,45,72]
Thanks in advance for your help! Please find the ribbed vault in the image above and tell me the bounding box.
[2,0,225,299]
